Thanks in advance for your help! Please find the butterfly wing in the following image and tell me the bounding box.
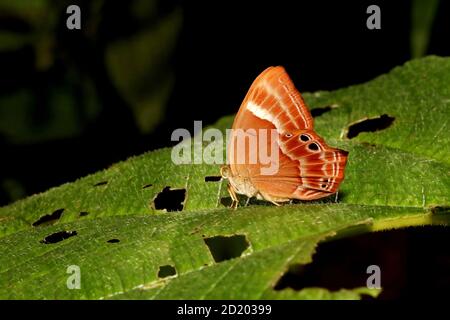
[228,66,348,201]
[232,66,313,133]
[252,130,348,200]
[228,66,294,197]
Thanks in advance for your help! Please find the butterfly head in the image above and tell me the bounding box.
[220,165,231,179]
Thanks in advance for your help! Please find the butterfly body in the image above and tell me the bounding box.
[222,66,348,208]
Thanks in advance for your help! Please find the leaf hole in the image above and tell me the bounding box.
[40,230,77,244]
[158,265,177,278]
[346,114,395,139]
[205,176,222,182]
[204,234,250,262]
[79,211,89,217]
[311,105,338,117]
[107,238,120,243]
[273,226,450,299]
[153,186,186,212]
[93,181,108,187]
[32,208,64,227]
[143,184,153,189]
[431,206,449,215]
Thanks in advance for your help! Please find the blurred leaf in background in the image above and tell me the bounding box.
[0,0,182,204]
[410,0,440,58]
[0,0,181,142]
[0,0,88,144]
[105,3,182,133]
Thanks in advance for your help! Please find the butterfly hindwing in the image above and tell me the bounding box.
[278,129,348,195]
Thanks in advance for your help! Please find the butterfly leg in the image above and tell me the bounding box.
[244,197,251,207]
[334,191,339,203]
[227,183,239,209]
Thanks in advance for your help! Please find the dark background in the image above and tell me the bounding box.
[0,0,449,299]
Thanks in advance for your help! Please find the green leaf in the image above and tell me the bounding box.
[0,56,449,299]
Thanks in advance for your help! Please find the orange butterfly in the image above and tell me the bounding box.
[221,66,348,208]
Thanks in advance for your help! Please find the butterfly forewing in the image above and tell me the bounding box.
[234,66,314,133]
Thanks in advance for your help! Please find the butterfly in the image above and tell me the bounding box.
[220,66,348,208]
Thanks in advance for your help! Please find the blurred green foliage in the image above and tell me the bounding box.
[0,0,181,144]
[106,7,181,132]
[410,0,440,59]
